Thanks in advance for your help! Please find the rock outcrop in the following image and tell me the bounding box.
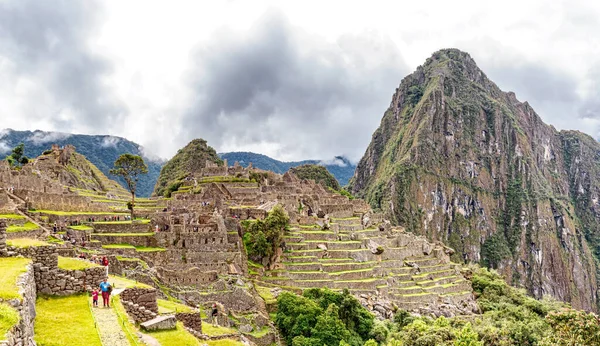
[350,48,599,311]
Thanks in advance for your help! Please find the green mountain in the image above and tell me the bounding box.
[219,152,355,186]
[153,139,222,197]
[0,129,163,197]
[350,49,599,311]
[290,164,341,190]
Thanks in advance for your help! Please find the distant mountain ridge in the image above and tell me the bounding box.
[219,152,356,186]
[0,129,163,197]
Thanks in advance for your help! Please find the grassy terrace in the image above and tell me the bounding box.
[0,303,19,341]
[0,214,25,220]
[57,257,101,271]
[29,210,129,216]
[0,257,31,301]
[6,238,50,248]
[145,322,201,346]
[7,221,39,233]
[34,295,102,346]
[108,274,152,289]
[157,299,193,314]
[68,225,94,231]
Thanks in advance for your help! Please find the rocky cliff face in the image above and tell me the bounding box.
[350,49,599,311]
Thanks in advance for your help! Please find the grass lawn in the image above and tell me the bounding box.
[0,257,30,301]
[68,225,94,231]
[157,299,193,314]
[0,303,19,341]
[0,214,25,219]
[57,257,101,271]
[203,323,237,336]
[6,238,49,248]
[34,295,102,346]
[108,275,152,289]
[29,210,128,216]
[145,322,200,346]
[6,221,39,233]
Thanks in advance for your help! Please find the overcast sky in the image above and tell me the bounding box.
[0,0,599,162]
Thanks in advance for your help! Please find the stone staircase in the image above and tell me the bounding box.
[255,217,477,317]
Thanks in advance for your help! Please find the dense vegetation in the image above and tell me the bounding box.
[275,267,600,345]
[276,288,374,346]
[220,152,356,186]
[290,164,341,190]
[153,138,222,197]
[242,205,289,266]
[0,129,162,196]
[5,143,29,167]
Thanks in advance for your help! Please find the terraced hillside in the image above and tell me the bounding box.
[254,217,476,317]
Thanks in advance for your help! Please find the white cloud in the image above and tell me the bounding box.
[26,131,72,146]
[0,141,11,154]
[100,136,122,148]
[0,0,599,160]
[319,157,348,167]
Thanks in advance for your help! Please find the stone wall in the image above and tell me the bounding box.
[120,288,159,323]
[91,234,157,247]
[120,288,158,313]
[1,264,36,346]
[175,312,202,333]
[0,221,6,256]
[16,189,105,212]
[31,246,106,295]
[92,222,151,234]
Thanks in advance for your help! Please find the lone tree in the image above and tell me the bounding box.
[6,143,29,167]
[110,154,148,219]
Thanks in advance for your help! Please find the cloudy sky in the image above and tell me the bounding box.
[0,0,599,161]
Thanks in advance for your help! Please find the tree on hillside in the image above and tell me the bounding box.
[6,143,29,168]
[110,154,148,219]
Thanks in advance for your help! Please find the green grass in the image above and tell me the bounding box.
[57,257,100,271]
[203,323,237,336]
[157,299,193,314]
[29,210,128,216]
[6,238,49,248]
[248,327,270,338]
[112,295,143,346]
[0,303,19,341]
[255,286,276,304]
[68,225,94,231]
[0,257,30,301]
[34,295,102,346]
[108,275,152,289]
[6,221,39,233]
[0,214,25,220]
[145,322,201,346]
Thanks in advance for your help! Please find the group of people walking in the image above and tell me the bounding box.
[92,278,112,308]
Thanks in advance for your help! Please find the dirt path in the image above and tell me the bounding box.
[91,300,131,346]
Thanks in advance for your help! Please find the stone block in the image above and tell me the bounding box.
[140,315,177,331]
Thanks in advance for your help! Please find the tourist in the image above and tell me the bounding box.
[91,289,99,307]
[155,224,160,233]
[211,304,219,325]
[99,279,112,308]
